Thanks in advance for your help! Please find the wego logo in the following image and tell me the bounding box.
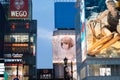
[14,0,24,10]
[10,0,28,18]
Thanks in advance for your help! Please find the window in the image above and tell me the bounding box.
[100,68,111,76]
[4,33,29,42]
[88,64,111,76]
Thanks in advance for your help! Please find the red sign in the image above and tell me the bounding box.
[10,0,28,19]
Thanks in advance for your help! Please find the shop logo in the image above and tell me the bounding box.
[14,0,25,10]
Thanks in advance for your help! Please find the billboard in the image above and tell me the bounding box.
[85,0,120,58]
[55,2,78,29]
[52,30,77,80]
[53,30,76,63]
[9,0,28,19]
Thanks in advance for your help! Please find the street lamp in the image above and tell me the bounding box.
[71,61,73,80]
[64,57,68,66]
[64,57,70,80]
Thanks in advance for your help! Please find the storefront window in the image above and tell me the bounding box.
[5,64,29,80]
[100,67,111,76]
[23,65,29,75]
[87,64,120,77]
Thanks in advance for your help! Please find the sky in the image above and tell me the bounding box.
[33,0,54,69]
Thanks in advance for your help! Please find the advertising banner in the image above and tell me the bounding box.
[10,0,28,19]
[52,30,77,80]
[86,0,120,58]
[53,31,76,63]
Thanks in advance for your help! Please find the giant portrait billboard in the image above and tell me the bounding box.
[86,0,120,58]
[53,30,76,63]
[52,30,77,79]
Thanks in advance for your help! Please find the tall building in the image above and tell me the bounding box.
[53,0,77,80]
[0,2,6,80]
[0,0,37,80]
[76,0,120,80]
[53,30,77,80]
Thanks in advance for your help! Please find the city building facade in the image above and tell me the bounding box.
[53,30,77,80]
[53,0,77,80]
[76,0,120,80]
[0,1,6,80]
[0,0,37,80]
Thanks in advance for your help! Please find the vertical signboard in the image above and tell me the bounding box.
[9,0,28,19]
[80,0,86,61]
[86,0,120,58]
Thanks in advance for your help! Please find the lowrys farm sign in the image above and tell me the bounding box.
[10,0,28,19]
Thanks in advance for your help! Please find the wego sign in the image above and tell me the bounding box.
[10,0,28,19]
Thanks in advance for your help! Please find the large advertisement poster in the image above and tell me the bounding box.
[10,0,28,19]
[52,30,77,80]
[53,32,76,63]
[86,0,120,58]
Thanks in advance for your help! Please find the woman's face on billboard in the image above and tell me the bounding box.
[61,37,74,50]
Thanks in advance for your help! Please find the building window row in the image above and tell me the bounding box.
[88,64,120,77]
[4,34,29,43]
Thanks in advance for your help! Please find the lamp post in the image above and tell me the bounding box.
[64,57,70,80]
[71,61,73,80]
[16,63,18,77]
[64,57,68,66]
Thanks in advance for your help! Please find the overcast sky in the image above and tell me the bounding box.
[33,0,54,69]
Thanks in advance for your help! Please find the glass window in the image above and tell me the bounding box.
[5,64,29,80]
[4,33,29,42]
[88,64,111,76]
[23,65,29,75]
[30,36,33,42]
[80,67,86,79]
[100,68,111,76]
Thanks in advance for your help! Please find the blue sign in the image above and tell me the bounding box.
[54,2,78,29]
